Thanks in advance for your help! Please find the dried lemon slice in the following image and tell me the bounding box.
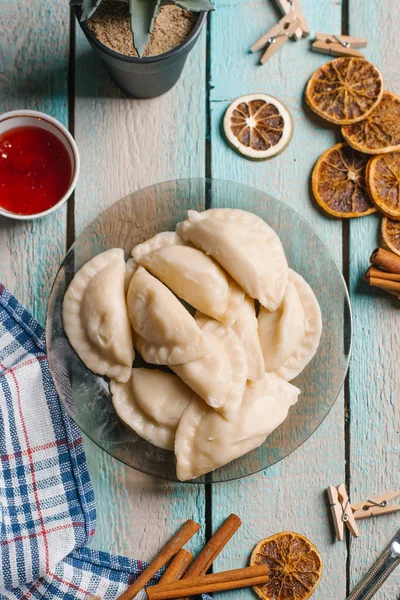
[342,92,400,154]
[223,94,293,160]
[251,532,323,600]
[367,151,400,219]
[312,142,376,218]
[306,57,384,125]
[382,217,400,256]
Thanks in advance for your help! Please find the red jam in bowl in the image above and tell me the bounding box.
[0,125,73,216]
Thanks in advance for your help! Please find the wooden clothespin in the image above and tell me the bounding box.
[275,0,310,40]
[328,485,400,542]
[251,0,309,65]
[312,34,368,58]
[328,484,360,541]
[351,489,400,520]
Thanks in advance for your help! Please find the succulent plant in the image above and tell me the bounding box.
[71,0,214,58]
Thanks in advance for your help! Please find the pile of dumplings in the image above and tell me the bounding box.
[63,208,322,481]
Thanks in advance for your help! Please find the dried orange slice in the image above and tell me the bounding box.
[342,92,400,154]
[382,218,400,256]
[306,57,383,125]
[367,151,400,219]
[250,532,323,600]
[312,142,376,218]
[223,94,293,160]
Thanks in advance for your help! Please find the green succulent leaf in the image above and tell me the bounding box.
[171,0,214,11]
[129,0,161,57]
[74,0,105,21]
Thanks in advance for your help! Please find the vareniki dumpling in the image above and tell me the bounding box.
[258,270,322,380]
[137,244,244,326]
[132,231,187,263]
[127,266,209,365]
[258,281,305,373]
[176,209,288,311]
[175,373,300,481]
[232,296,265,382]
[110,368,193,451]
[63,248,134,383]
[173,316,248,418]
[275,270,322,381]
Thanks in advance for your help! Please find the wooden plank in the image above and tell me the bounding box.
[73,24,207,236]
[348,1,400,597]
[73,23,208,559]
[0,0,70,324]
[209,1,347,598]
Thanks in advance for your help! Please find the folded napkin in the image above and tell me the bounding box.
[0,284,190,599]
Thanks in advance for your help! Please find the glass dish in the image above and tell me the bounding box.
[46,179,352,483]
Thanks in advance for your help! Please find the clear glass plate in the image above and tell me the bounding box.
[46,179,352,483]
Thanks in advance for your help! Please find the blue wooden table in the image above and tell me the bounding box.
[1,1,399,598]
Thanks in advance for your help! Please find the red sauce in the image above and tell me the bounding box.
[0,125,73,215]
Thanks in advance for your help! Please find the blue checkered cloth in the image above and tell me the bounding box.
[0,285,204,600]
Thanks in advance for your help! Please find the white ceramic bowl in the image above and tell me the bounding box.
[0,110,80,220]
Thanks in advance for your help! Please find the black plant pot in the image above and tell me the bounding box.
[76,8,207,99]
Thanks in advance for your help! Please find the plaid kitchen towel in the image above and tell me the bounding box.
[0,284,96,592]
[0,284,208,600]
[1,548,161,600]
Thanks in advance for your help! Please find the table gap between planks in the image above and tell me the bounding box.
[0,0,399,598]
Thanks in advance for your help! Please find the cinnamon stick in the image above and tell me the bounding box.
[159,549,193,585]
[117,520,200,600]
[146,565,269,600]
[180,513,241,597]
[370,247,400,274]
[364,266,400,283]
[369,277,400,293]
